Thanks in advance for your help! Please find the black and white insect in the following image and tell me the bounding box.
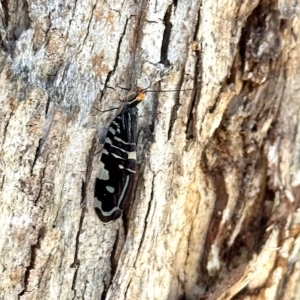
[94,87,146,223]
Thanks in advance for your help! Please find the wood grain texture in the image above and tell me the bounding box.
[0,0,299,299]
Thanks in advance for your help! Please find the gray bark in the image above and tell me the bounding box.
[0,0,299,299]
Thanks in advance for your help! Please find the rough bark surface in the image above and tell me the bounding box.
[0,0,299,300]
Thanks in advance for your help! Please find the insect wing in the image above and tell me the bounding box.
[94,106,138,223]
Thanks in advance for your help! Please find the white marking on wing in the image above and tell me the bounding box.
[106,186,115,193]
[114,137,135,145]
[118,165,136,173]
[111,150,136,160]
[97,163,109,180]
[102,149,109,155]
[111,153,124,159]
[105,137,112,144]
[111,144,127,153]
[127,152,136,160]
[94,198,121,216]
[94,175,130,217]
[108,127,116,134]
[118,175,130,206]
[111,145,136,159]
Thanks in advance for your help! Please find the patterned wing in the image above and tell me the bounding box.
[94,106,138,223]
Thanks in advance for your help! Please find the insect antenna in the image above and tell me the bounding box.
[143,72,152,90]
[144,88,194,93]
[92,84,123,112]
[94,106,120,113]
[140,72,195,93]
[117,83,132,91]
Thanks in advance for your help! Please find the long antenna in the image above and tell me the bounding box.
[145,88,193,93]
[94,106,120,113]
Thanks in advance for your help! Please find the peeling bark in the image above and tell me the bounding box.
[0,0,299,299]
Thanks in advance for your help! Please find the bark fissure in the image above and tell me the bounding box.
[133,174,155,266]
[82,143,95,207]
[18,227,46,297]
[33,172,45,206]
[71,206,85,293]
[167,77,187,140]
[0,0,9,27]
[18,245,35,297]
[160,5,172,66]
[186,10,201,141]
[110,228,122,276]
[81,2,97,50]
[104,16,134,89]
[31,138,43,171]
[2,114,13,147]
[100,274,110,300]
[185,51,200,141]
[124,278,132,299]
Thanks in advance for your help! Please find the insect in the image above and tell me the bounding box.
[94,81,193,223]
[94,87,146,223]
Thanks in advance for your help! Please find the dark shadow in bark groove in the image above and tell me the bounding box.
[18,226,46,297]
[185,9,201,141]
[160,5,173,67]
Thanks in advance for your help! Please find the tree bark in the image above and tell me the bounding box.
[0,0,299,299]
